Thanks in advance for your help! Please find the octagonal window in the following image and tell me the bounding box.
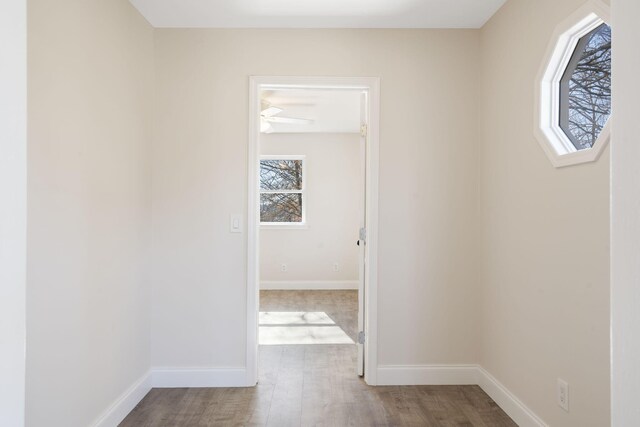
[535,1,611,167]
[559,23,611,151]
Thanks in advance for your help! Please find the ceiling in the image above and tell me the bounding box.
[261,89,361,134]
[128,0,507,28]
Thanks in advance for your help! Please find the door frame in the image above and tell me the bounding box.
[246,76,380,386]
[0,0,27,423]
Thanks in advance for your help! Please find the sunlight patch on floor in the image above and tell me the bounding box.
[259,311,334,325]
[259,311,354,345]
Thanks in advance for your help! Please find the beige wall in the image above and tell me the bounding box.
[611,0,640,425]
[152,29,482,368]
[0,0,27,425]
[22,1,618,424]
[479,0,610,426]
[260,133,361,285]
[26,0,154,426]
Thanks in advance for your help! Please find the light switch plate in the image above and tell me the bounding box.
[230,214,242,233]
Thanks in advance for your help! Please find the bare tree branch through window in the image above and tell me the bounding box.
[260,159,304,223]
[560,23,611,150]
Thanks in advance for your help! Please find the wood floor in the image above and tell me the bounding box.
[120,290,516,427]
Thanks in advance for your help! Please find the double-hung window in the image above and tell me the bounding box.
[260,156,305,226]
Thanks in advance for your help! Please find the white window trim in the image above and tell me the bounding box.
[534,0,611,168]
[259,154,307,228]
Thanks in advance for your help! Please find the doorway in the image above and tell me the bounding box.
[246,77,380,386]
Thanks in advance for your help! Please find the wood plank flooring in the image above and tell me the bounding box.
[120,290,516,427]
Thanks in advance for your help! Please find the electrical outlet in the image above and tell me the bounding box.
[280,264,287,272]
[333,263,340,272]
[557,378,569,412]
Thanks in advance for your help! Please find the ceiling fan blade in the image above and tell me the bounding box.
[261,106,283,117]
[264,116,314,125]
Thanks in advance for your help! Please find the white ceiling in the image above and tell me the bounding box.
[128,0,507,28]
[261,89,361,134]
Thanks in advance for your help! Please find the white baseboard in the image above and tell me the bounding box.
[376,364,479,386]
[476,367,548,427]
[90,371,152,427]
[377,364,547,426]
[260,280,358,290]
[151,367,247,388]
[92,365,546,427]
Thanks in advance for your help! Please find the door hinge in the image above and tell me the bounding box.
[360,123,368,138]
[359,227,366,243]
[358,331,366,345]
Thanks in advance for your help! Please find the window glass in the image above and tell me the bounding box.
[260,160,303,191]
[260,193,303,223]
[560,23,612,150]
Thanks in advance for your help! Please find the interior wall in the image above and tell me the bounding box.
[26,0,155,425]
[152,29,482,369]
[611,0,640,424]
[0,0,27,425]
[259,133,360,287]
[479,0,610,426]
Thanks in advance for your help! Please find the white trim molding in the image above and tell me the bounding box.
[534,0,611,167]
[260,280,359,290]
[376,365,479,386]
[247,76,381,387]
[90,368,248,426]
[90,372,152,427]
[151,368,247,388]
[92,365,547,426]
[476,367,549,427]
[0,1,27,425]
[377,365,548,427]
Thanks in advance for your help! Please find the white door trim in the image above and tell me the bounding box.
[0,1,27,425]
[246,76,380,386]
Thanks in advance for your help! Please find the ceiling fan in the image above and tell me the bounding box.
[260,101,314,133]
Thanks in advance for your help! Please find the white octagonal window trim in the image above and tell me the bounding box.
[535,0,611,168]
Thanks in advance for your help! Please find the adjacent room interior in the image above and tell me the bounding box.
[257,87,363,352]
[254,87,369,420]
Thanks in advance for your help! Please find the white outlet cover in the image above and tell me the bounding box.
[557,378,569,412]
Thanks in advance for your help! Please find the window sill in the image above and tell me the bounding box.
[260,223,309,230]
